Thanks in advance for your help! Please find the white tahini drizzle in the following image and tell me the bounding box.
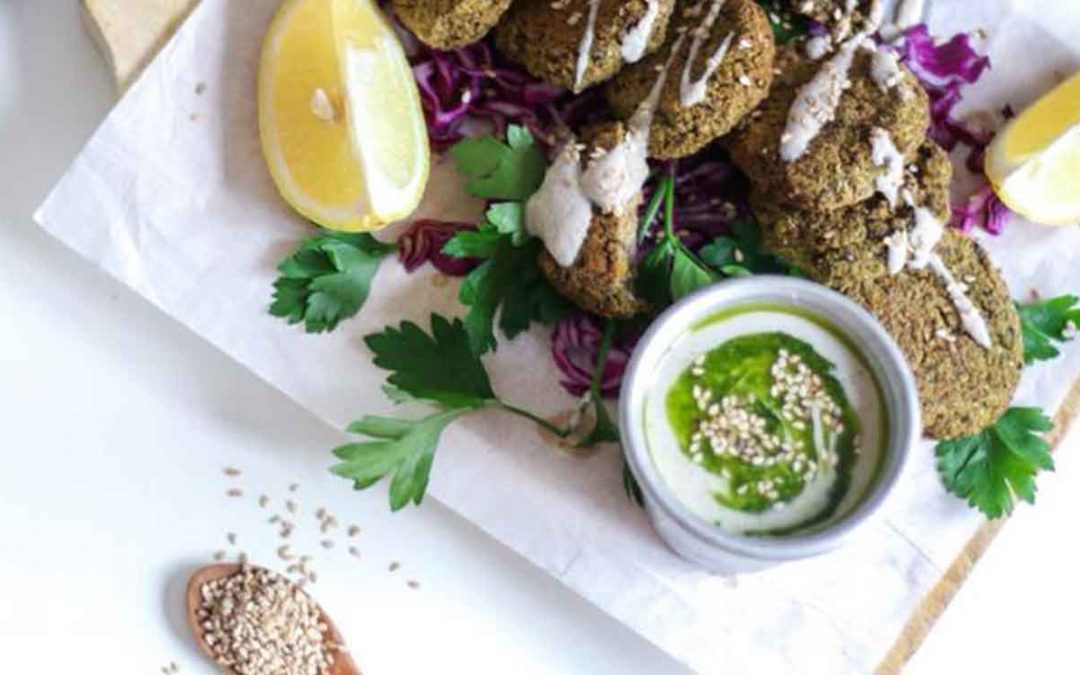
[908,206,944,269]
[678,0,733,107]
[882,192,990,348]
[805,35,833,60]
[583,31,685,213]
[870,47,904,94]
[779,36,861,162]
[529,34,685,267]
[581,131,650,215]
[929,254,993,348]
[525,143,594,267]
[869,127,905,207]
[620,0,663,64]
[884,230,909,275]
[573,0,603,92]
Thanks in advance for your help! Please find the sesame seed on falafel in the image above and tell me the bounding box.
[607,0,776,159]
[727,43,929,212]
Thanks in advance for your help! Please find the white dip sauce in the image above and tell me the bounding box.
[620,0,663,64]
[643,310,886,534]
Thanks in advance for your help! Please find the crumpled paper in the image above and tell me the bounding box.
[35,0,1080,672]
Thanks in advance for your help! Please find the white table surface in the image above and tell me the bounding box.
[1,1,1077,673]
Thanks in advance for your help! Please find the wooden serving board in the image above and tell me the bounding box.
[78,2,1080,672]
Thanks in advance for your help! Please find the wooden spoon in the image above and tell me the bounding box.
[186,563,360,675]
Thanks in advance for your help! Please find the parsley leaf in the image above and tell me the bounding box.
[670,249,717,301]
[936,407,1055,518]
[459,237,569,354]
[364,314,495,407]
[1016,295,1080,365]
[270,231,394,333]
[331,409,470,511]
[335,314,577,510]
[635,174,719,307]
[450,125,547,201]
[443,202,529,259]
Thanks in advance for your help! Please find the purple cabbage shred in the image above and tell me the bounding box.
[551,314,638,399]
[397,219,480,277]
[896,24,1014,234]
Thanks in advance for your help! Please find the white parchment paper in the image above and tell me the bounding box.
[35,1,1080,672]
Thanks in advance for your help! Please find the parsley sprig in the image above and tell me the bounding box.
[270,231,394,333]
[637,172,782,310]
[936,408,1055,518]
[1016,295,1080,365]
[445,126,569,354]
[637,174,718,307]
[332,315,599,510]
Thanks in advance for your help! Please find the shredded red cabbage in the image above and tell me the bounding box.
[894,25,1013,234]
[397,219,480,277]
[639,146,751,253]
[551,314,637,398]
[951,184,1012,236]
[409,38,574,151]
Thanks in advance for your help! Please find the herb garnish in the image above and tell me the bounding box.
[270,231,394,333]
[332,314,615,510]
[449,125,547,201]
[1016,295,1080,365]
[444,126,570,354]
[936,407,1055,518]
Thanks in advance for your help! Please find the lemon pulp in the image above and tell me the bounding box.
[259,0,429,232]
[986,70,1080,226]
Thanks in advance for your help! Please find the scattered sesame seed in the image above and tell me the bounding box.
[226,488,243,498]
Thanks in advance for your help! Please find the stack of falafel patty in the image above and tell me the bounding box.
[393,0,1023,440]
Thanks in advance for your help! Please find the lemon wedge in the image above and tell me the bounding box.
[259,0,429,232]
[985,70,1080,226]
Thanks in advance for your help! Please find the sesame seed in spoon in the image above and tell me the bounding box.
[186,563,360,675]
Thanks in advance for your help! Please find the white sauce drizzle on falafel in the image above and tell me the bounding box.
[678,0,734,107]
[779,35,862,162]
[528,34,686,267]
[929,254,994,349]
[525,142,594,267]
[620,0,664,64]
[883,191,991,349]
[573,0,603,92]
[869,127,905,207]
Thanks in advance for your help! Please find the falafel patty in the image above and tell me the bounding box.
[810,231,1024,439]
[495,0,677,92]
[538,122,647,318]
[752,142,952,270]
[727,43,929,211]
[606,0,776,159]
[393,0,513,50]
